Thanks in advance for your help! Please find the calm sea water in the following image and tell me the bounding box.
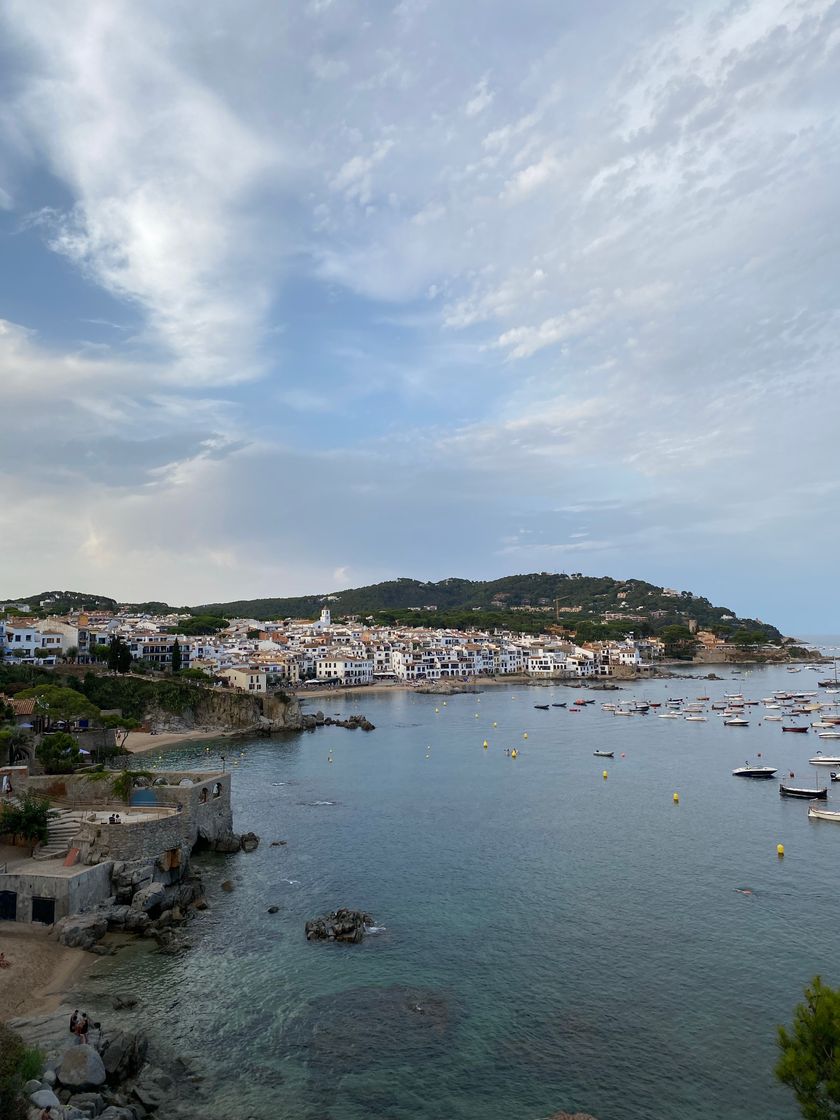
[84,660,840,1120]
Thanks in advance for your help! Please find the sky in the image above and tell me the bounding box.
[0,0,838,631]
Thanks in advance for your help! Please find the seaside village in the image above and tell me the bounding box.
[0,601,678,689]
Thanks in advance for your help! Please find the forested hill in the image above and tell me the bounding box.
[193,574,783,640]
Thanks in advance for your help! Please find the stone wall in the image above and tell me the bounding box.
[75,812,188,866]
[152,771,233,844]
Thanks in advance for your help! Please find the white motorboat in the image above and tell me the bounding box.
[685,715,707,722]
[658,712,681,719]
[732,765,777,779]
[809,754,840,766]
[725,717,750,727]
[765,715,783,722]
[818,732,840,740]
[807,804,840,822]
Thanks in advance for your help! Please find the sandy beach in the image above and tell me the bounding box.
[122,728,242,755]
[0,924,97,1020]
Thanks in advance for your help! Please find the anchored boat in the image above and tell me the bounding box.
[779,783,828,799]
[807,804,840,822]
[732,764,777,779]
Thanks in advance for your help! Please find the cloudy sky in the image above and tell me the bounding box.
[0,0,838,629]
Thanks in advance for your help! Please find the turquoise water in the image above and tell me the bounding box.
[94,664,840,1120]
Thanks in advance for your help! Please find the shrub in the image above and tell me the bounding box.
[0,1023,44,1120]
[36,731,82,774]
[0,790,51,844]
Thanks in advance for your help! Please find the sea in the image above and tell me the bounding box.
[79,650,840,1120]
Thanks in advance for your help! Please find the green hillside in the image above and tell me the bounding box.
[193,573,783,641]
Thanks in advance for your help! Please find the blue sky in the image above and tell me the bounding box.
[0,0,838,632]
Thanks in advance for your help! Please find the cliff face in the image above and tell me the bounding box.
[146,690,303,733]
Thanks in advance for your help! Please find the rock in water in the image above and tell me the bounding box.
[240,831,260,852]
[99,1028,149,1083]
[132,1064,174,1109]
[57,1044,107,1089]
[305,908,374,943]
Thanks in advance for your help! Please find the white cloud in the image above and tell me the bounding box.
[465,77,494,118]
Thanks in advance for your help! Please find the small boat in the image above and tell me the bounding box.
[818,731,840,740]
[725,717,750,727]
[551,703,566,708]
[614,710,634,716]
[809,755,840,766]
[593,750,614,758]
[685,715,707,722]
[831,772,840,782]
[732,765,777,779]
[696,695,710,701]
[765,716,783,722]
[808,804,840,822]
[779,783,828,799]
[782,726,809,733]
[657,712,681,719]
[534,704,550,710]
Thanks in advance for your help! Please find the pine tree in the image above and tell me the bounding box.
[777,976,840,1119]
[171,639,182,674]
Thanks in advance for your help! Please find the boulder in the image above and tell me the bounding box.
[305,908,374,944]
[130,883,167,912]
[239,832,260,853]
[30,1088,61,1109]
[124,910,151,933]
[99,1028,149,1085]
[56,913,108,950]
[99,1108,136,1120]
[220,880,235,892]
[57,1044,107,1089]
[132,1064,174,1110]
[267,905,280,914]
[68,1090,105,1115]
[211,831,241,853]
[24,1079,42,1095]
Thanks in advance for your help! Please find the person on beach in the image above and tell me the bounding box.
[75,1012,89,1044]
[0,952,10,968]
[69,1009,79,1033]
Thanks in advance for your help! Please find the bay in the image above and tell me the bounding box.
[92,661,840,1120]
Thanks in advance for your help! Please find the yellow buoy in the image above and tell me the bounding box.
[483,740,489,748]
[492,722,497,728]
[523,732,528,739]
[511,749,518,758]
[673,792,680,804]
[777,843,785,858]
[602,770,608,779]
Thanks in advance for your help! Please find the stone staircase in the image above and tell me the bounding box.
[33,809,86,861]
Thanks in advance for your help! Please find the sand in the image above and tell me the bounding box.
[122,728,240,755]
[0,924,96,1020]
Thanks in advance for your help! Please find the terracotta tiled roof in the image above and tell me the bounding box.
[0,696,37,716]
